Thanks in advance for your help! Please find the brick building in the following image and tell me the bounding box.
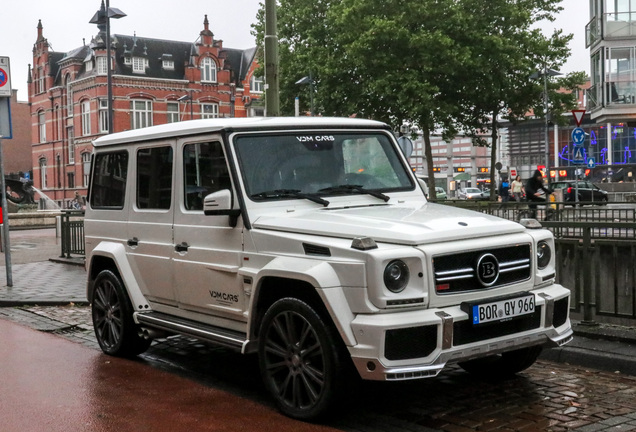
[5,89,32,177]
[29,13,263,206]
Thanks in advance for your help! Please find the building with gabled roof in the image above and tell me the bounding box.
[29,11,263,207]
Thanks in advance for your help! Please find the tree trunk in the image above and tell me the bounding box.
[423,126,437,201]
[489,112,499,201]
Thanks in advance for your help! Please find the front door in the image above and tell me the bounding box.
[172,139,245,326]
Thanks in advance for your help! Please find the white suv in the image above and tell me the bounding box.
[85,117,572,420]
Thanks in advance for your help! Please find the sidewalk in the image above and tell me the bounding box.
[2,228,636,377]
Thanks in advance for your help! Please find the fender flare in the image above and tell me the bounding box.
[246,257,357,346]
[87,242,150,311]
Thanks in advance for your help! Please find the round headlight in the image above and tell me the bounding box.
[384,260,410,293]
[537,241,551,269]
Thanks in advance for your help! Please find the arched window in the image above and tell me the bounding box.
[39,158,47,189]
[200,57,217,83]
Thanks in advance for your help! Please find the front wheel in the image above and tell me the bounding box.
[91,270,151,357]
[458,345,542,378]
[258,298,347,420]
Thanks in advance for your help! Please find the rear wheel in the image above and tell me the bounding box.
[258,297,348,420]
[91,270,151,357]
[458,346,542,378]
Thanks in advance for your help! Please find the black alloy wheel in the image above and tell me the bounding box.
[258,297,347,420]
[91,270,151,357]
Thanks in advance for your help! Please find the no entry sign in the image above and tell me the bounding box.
[0,57,12,98]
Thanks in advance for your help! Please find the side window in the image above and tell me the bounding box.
[137,146,173,210]
[183,142,231,211]
[90,151,129,209]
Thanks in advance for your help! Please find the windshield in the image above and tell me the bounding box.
[233,132,414,201]
[466,188,481,193]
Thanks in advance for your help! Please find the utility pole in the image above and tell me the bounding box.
[264,0,280,116]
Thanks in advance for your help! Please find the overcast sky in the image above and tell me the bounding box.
[2,0,588,101]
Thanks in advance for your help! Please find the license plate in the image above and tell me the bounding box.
[470,294,535,325]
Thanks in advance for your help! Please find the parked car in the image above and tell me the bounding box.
[85,117,572,420]
[550,180,608,204]
[458,187,484,200]
[434,186,447,200]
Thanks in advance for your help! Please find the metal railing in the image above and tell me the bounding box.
[442,200,636,325]
[59,210,85,258]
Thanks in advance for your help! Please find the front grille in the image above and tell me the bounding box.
[434,244,531,294]
[385,325,437,360]
[453,306,542,346]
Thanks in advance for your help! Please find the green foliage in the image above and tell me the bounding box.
[251,0,587,197]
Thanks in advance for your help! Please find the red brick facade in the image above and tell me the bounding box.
[29,16,262,206]
[4,90,32,177]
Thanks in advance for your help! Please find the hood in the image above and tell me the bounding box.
[252,203,525,245]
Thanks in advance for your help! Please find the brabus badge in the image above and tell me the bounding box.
[476,253,499,287]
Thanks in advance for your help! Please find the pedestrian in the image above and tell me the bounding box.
[525,170,552,218]
[511,175,525,202]
[499,177,510,203]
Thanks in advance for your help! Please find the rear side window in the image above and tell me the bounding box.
[137,146,173,209]
[90,151,129,209]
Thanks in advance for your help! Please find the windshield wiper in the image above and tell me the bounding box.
[251,189,330,207]
[318,185,390,202]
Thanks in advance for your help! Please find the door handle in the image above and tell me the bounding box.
[175,242,189,253]
[127,237,139,247]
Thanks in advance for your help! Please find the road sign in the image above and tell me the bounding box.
[571,127,585,146]
[572,109,586,127]
[0,57,11,98]
[573,146,585,164]
[510,167,517,178]
[587,157,596,169]
[0,97,11,139]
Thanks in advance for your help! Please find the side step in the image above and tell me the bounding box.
[136,311,248,352]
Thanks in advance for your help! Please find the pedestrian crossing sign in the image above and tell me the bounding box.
[573,146,585,164]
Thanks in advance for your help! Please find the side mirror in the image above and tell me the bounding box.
[203,189,241,227]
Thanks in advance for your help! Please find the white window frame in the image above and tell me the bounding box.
[37,67,45,94]
[99,99,108,133]
[163,60,175,70]
[250,75,264,93]
[82,152,91,187]
[85,59,93,72]
[66,76,73,117]
[167,102,179,123]
[81,100,91,137]
[39,158,47,189]
[131,100,153,129]
[124,56,132,66]
[38,111,46,143]
[97,56,108,75]
[201,103,219,119]
[200,57,217,83]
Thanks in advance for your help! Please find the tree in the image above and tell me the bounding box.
[252,0,586,199]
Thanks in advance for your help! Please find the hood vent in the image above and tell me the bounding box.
[303,243,331,257]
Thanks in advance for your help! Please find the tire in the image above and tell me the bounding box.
[258,297,348,420]
[91,270,151,357]
[458,346,542,378]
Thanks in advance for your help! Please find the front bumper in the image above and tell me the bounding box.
[348,284,572,381]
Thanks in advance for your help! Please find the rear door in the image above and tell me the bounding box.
[172,138,246,327]
[126,144,177,307]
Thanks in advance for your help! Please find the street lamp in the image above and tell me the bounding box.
[295,75,314,116]
[531,66,561,185]
[178,91,194,120]
[90,0,126,134]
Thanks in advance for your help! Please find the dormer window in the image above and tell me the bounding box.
[132,57,147,73]
[163,60,174,70]
[85,59,93,72]
[200,57,217,83]
[124,56,132,66]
